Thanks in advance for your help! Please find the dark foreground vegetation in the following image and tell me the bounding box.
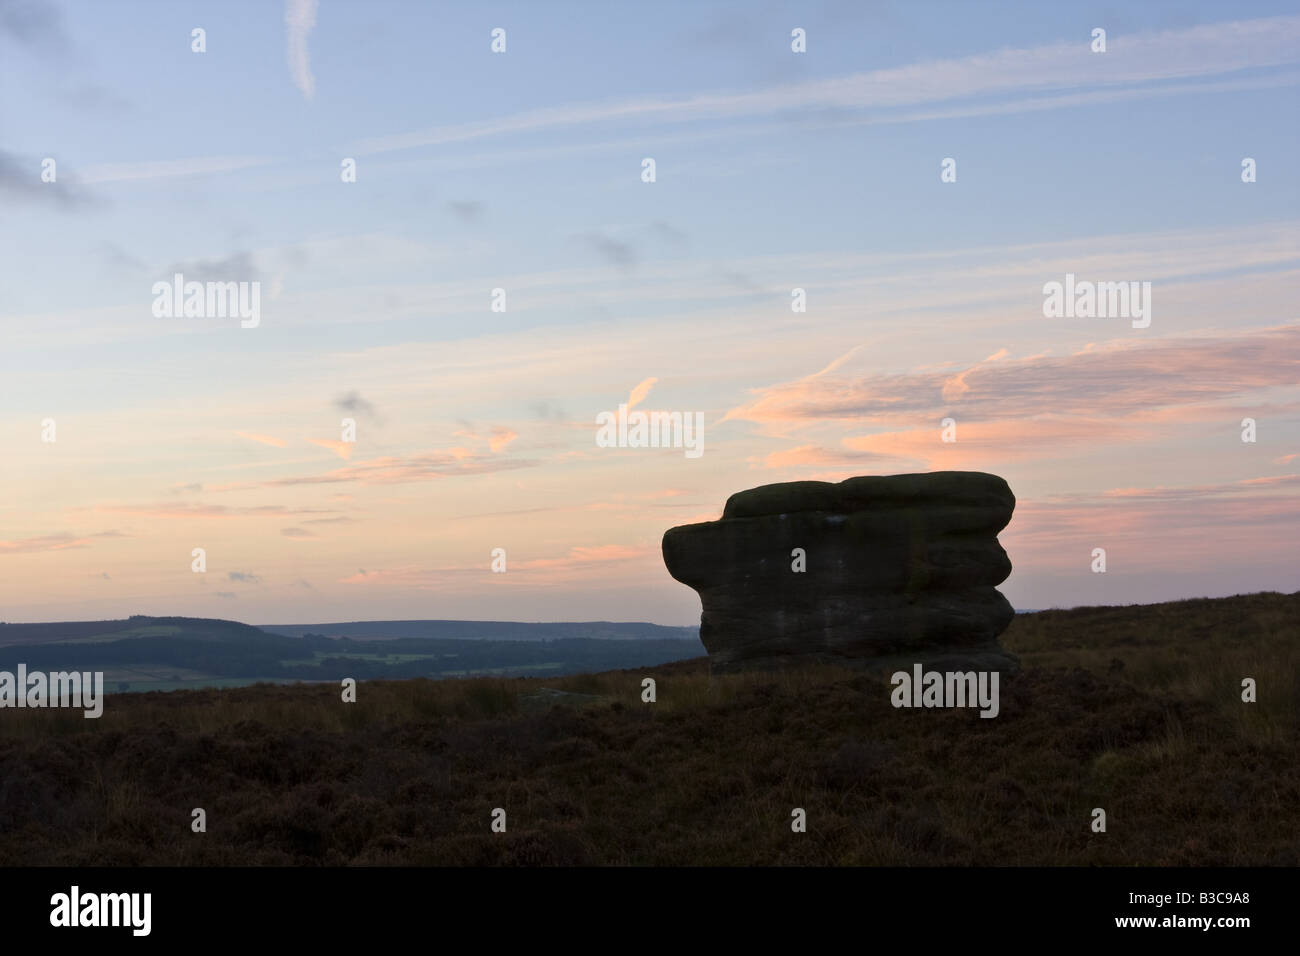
[0,591,1296,865]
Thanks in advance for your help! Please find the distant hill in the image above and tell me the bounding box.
[0,615,705,693]
[258,620,699,641]
[0,616,272,647]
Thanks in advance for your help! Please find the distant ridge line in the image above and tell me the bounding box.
[257,620,700,642]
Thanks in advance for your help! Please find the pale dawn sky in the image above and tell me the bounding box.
[2,0,1298,624]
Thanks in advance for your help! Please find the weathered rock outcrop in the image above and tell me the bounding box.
[662,471,1018,673]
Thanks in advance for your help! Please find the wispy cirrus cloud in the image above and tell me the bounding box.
[454,423,521,454]
[356,16,1300,155]
[758,443,899,471]
[79,155,270,184]
[88,503,334,519]
[308,438,354,460]
[840,418,1132,469]
[0,533,89,555]
[513,544,652,571]
[237,431,288,448]
[1094,474,1300,499]
[285,0,319,100]
[729,323,1300,470]
[336,544,653,588]
[0,528,130,557]
[626,377,658,412]
[730,324,1300,429]
[265,449,537,487]
[1005,476,1300,573]
[488,427,518,453]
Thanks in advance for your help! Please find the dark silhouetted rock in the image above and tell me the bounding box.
[662,471,1018,673]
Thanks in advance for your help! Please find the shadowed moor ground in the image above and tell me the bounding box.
[0,591,1296,865]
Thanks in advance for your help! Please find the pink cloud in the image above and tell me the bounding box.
[842,418,1124,467]
[627,377,658,412]
[308,438,354,460]
[489,427,518,452]
[0,533,90,555]
[759,444,897,470]
[89,503,336,519]
[265,449,536,486]
[514,543,651,570]
[726,324,1300,429]
[1004,476,1300,573]
[237,431,288,448]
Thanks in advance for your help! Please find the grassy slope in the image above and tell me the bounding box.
[0,591,1296,866]
[0,617,269,647]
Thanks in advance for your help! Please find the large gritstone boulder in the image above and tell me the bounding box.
[662,472,1018,674]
